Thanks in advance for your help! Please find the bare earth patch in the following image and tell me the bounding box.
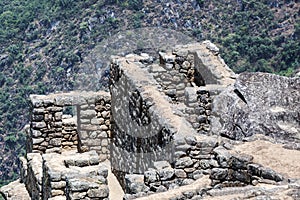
[231,139,300,178]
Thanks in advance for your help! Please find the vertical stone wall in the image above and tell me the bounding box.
[109,44,284,199]
[109,55,203,190]
[110,57,176,176]
[29,91,111,159]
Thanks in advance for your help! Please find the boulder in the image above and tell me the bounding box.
[211,72,300,143]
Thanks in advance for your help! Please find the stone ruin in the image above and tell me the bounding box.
[1,41,300,200]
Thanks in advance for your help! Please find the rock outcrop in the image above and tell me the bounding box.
[211,72,300,144]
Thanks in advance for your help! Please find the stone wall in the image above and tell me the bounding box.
[29,91,111,159]
[109,43,285,199]
[124,134,284,199]
[19,150,109,200]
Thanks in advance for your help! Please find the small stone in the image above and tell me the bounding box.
[67,178,99,192]
[80,110,96,118]
[197,115,207,123]
[175,169,187,178]
[193,170,203,180]
[175,157,194,169]
[181,61,191,69]
[182,179,194,185]
[144,170,159,183]
[125,174,149,194]
[87,185,109,198]
[210,168,228,180]
[51,181,66,189]
[100,125,109,131]
[49,138,61,146]
[101,111,110,118]
[32,138,44,145]
[156,185,167,192]
[159,168,174,181]
[32,122,46,129]
[97,166,108,178]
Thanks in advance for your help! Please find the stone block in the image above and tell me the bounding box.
[210,168,228,180]
[175,169,187,178]
[87,185,109,198]
[159,168,175,181]
[51,190,64,196]
[32,108,45,114]
[99,125,109,131]
[67,178,99,192]
[175,157,194,169]
[50,138,62,146]
[125,174,149,194]
[47,106,63,112]
[32,130,42,137]
[144,170,159,184]
[32,114,44,121]
[32,138,44,145]
[32,122,46,129]
[80,124,98,131]
[80,110,96,118]
[51,181,66,189]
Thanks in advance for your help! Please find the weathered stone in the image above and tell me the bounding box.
[99,125,109,131]
[51,181,66,189]
[125,174,149,194]
[159,168,175,181]
[87,185,109,198]
[32,138,44,145]
[97,166,108,178]
[231,170,251,183]
[175,157,194,168]
[210,168,228,180]
[32,122,46,129]
[144,170,159,183]
[68,192,86,199]
[50,138,61,146]
[51,189,64,196]
[175,169,187,178]
[211,72,300,142]
[67,178,99,192]
[198,160,210,169]
[32,108,45,114]
[80,110,96,118]
[213,146,232,167]
[192,170,203,180]
[31,130,42,137]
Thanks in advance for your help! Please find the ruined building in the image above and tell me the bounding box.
[1,42,300,200]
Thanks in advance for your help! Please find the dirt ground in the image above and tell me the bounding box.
[232,139,300,178]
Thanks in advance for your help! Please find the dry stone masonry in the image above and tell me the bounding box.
[1,41,300,200]
[29,91,111,158]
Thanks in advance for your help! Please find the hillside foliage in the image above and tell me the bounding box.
[0,0,299,186]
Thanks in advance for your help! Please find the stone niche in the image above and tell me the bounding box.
[29,91,111,159]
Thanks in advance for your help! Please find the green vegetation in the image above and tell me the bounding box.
[203,0,300,74]
[0,0,299,187]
